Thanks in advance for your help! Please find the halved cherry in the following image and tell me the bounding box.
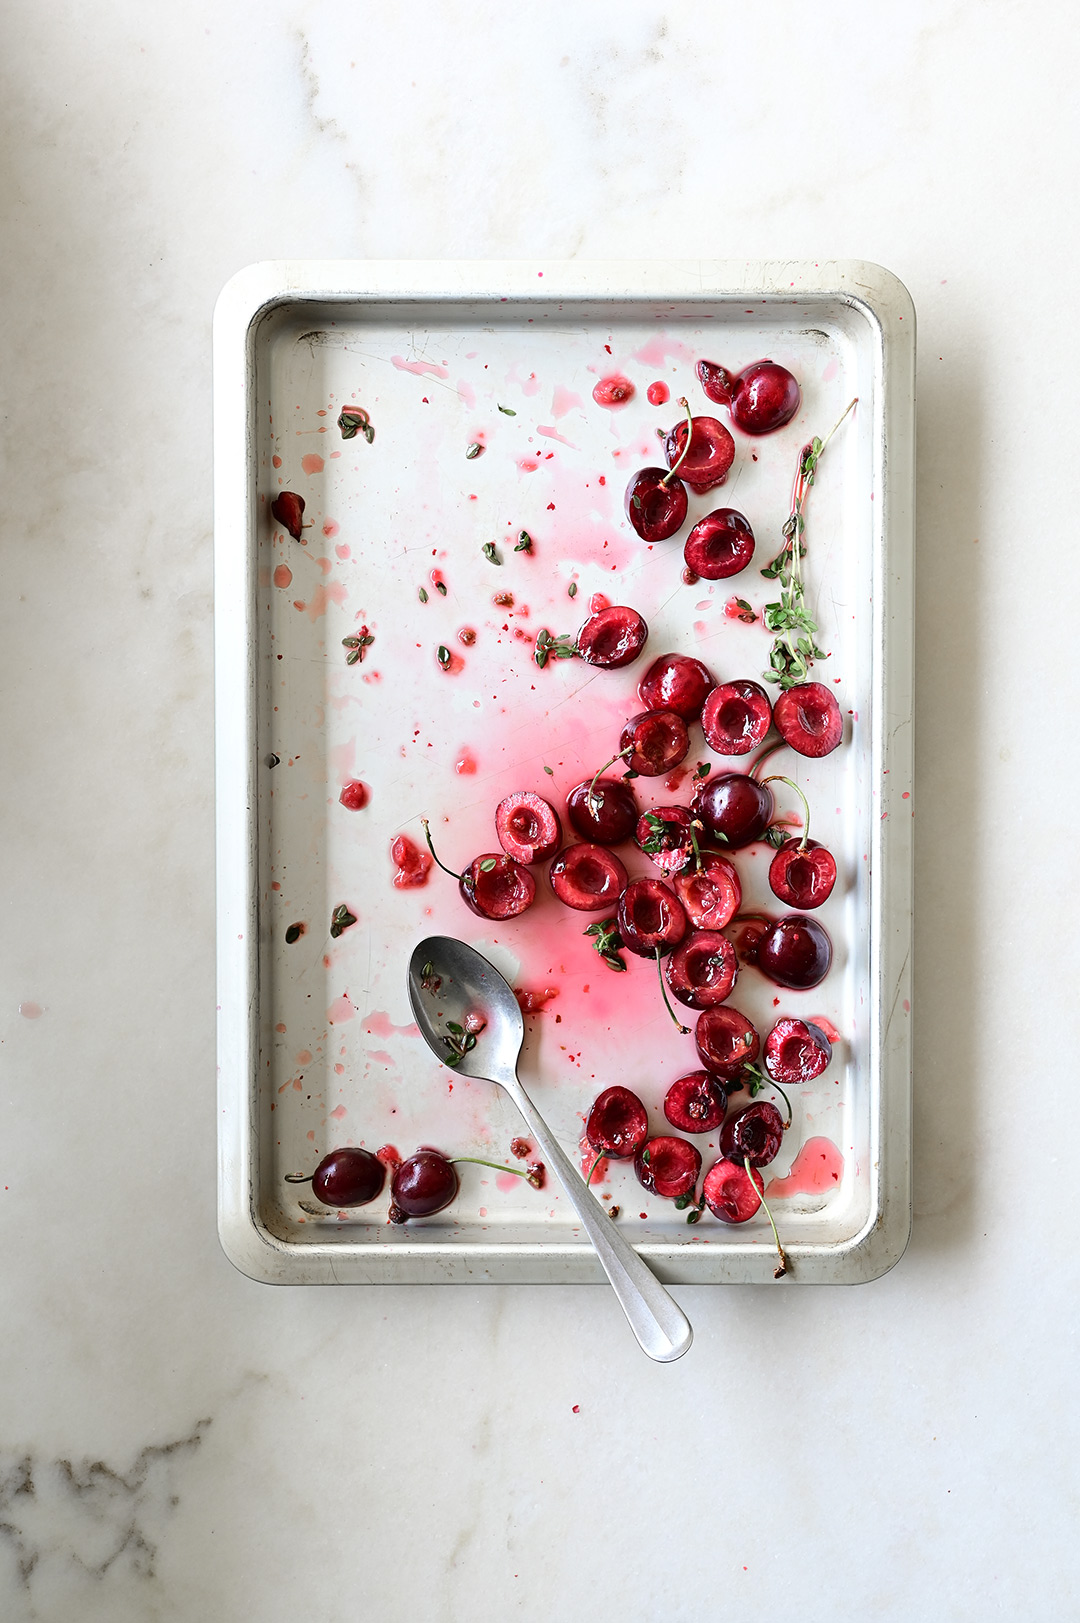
[769,837,837,908]
[635,807,694,877]
[695,1006,760,1075]
[585,1086,649,1158]
[422,821,536,921]
[566,777,639,845]
[673,852,741,929]
[693,772,773,848]
[624,466,688,542]
[701,681,773,755]
[549,843,628,911]
[635,1135,701,1200]
[665,930,738,1010]
[773,683,843,757]
[683,509,755,579]
[495,792,562,865]
[703,1157,765,1222]
[697,359,801,435]
[637,652,716,721]
[617,878,688,957]
[618,710,690,776]
[756,914,833,990]
[664,415,735,492]
[576,604,649,668]
[663,1071,728,1133]
[720,1102,785,1167]
[764,1017,832,1083]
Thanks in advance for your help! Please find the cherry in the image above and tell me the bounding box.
[422,821,536,920]
[618,710,690,776]
[593,374,635,407]
[576,604,649,668]
[703,1157,764,1222]
[695,1006,760,1075]
[755,914,833,990]
[625,466,688,542]
[585,1086,649,1158]
[693,773,774,848]
[665,930,738,1009]
[764,1017,832,1083]
[769,837,837,909]
[700,681,772,756]
[390,833,432,889]
[285,1146,386,1207]
[635,1136,702,1200]
[616,878,688,958]
[663,415,735,492]
[673,851,741,929]
[696,359,801,435]
[773,682,843,757]
[683,508,755,579]
[720,1101,785,1167]
[663,1071,728,1133]
[566,777,639,845]
[635,807,694,877]
[495,791,562,865]
[271,491,305,540]
[389,1149,458,1219]
[549,843,628,911]
[637,652,716,721]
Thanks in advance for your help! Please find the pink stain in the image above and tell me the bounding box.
[368,1049,395,1066]
[301,580,348,622]
[495,1171,520,1194]
[517,457,541,473]
[322,520,340,538]
[631,334,693,367]
[766,1138,844,1199]
[315,556,333,575]
[18,1002,42,1019]
[823,357,840,382]
[457,379,477,408]
[329,1104,348,1120]
[328,738,356,783]
[507,364,540,397]
[455,750,478,775]
[336,542,351,560]
[537,425,576,447]
[551,385,584,418]
[273,564,293,588]
[295,1049,313,1065]
[301,453,325,475]
[363,1011,421,1039]
[391,355,449,378]
[903,999,911,1013]
[328,994,356,1025]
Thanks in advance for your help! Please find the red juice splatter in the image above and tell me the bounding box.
[766,1138,844,1199]
[301,453,324,475]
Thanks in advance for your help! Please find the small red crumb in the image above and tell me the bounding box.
[572,1405,580,1414]
[510,1137,532,1159]
[598,475,606,485]
[515,986,560,1014]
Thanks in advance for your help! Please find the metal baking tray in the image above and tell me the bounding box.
[215,259,913,1285]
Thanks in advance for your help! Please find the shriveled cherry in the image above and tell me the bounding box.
[619,710,690,776]
[697,360,801,435]
[637,652,716,721]
[566,777,639,845]
[756,914,833,990]
[389,1150,458,1219]
[665,930,738,1010]
[585,1086,648,1158]
[635,1136,701,1200]
[720,1102,785,1167]
[683,508,755,579]
[700,681,773,756]
[703,1157,765,1223]
[673,852,741,930]
[693,773,774,849]
[773,683,843,757]
[625,466,688,542]
[663,415,735,492]
[495,791,562,865]
[576,605,649,668]
[549,844,628,911]
[764,1017,832,1083]
[695,1006,760,1075]
[663,1071,728,1133]
[271,491,305,540]
[769,838,837,909]
[617,878,687,957]
[635,807,694,877]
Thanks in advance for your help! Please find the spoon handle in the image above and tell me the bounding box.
[506,1080,693,1363]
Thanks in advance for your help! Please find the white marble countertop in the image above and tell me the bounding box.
[2,3,1076,1618]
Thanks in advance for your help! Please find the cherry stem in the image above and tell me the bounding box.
[766,1078,793,1128]
[732,911,770,928]
[588,747,633,812]
[760,775,811,848]
[656,945,690,1035]
[585,1152,606,1189]
[421,817,464,882]
[660,397,694,486]
[283,1172,313,1184]
[744,1155,789,1277]
[453,1156,530,1179]
[750,739,787,780]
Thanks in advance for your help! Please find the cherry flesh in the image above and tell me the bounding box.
[683,509,755,580]
[701,681,773,756]
[635,1135,702,1200]
[663,415,735,492]
[576,605,649,668]
[549,843,628,911]
[566,777,639,845]
[635,806,694,878]
[693,773,774,849]
[720,1102,785,1167]
[617,878,688,957]
[495,791,562,865]
[592,374,635,407]
[271,491,305,540]
[665,930,738,1009]
[310,1147,386,1207]
[769,838,837,909]
[703,1157,765,1223]
[637,652,716,721]
[755,914,833,990]
[619,710,690,776]
[460,854,536,920]
[696,359,802,435]
[764,1017,832,1084]
[773,682,843,757]
[390,1150,459,1219]
[695,1006,760,1075]
[673,852,741,930]
[586,1086,649,1158]
[663,1071,728,1133]
[625,467,688,542]
[391,834,432,888]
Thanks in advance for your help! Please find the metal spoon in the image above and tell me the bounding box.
[407,936,693,1363]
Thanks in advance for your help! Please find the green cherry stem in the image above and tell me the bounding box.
[283,1172,313,1184]
[749,739,788,780]
[420,818,466,884]
[760,775,811,850]
[656,945,690,1035]
[766,1077,793,1128]
[453,1157,530,1179]
[585,1151,606,1189]
[587,747,634,813]
[744,1155,789,1278]
[660,397,694,487]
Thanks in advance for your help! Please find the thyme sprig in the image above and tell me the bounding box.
[584,917,626,972]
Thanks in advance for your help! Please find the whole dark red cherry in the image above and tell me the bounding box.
[700,681,773,756]
[390,1150,459,1218]
[703,1157,764,1223]
[663,415,735,492]
[663,1071,728,1133]
[586,1086,649,1158]
[665,930,738,1009]
[756,914,833,990]
[309,1147,386,1206]
[549,843,628,911]
[624,466,688,542]
[637,652,716,721]
[576,604,649,668]
[673,852,741,930]
[683,509,756,579]
[769,838,837,908]
[635,1135,702,1200]
[271,491,305,540]
[764,1017,832,1084]
[616,878,687,957]
[635,806,694,877]
[693,773,774,849]
[619,710,690,776]
[697,359,802,435]
[720,1101,785,1167]
[566,777,639,845]
[773,683,843,757]
[495,791,562,865]
[695,1006,760,1075]
[460,854,536,920]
